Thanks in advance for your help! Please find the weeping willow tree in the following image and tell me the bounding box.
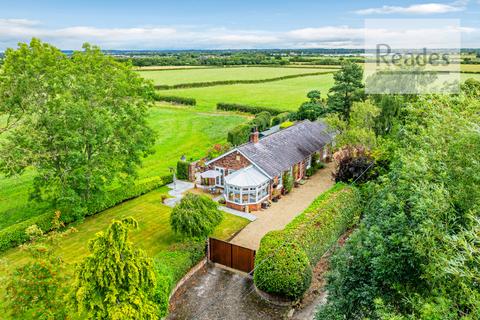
[69,217,158,319]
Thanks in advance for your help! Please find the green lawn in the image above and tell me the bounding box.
[166,73,336,112]
[138,66,337,86]
[0,105,247,229]
[0,188,249,267]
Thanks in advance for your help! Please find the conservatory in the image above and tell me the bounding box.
[224,165,271,210]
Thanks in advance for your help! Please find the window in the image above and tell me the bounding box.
[224,181,270,204]
[306,155,312,169]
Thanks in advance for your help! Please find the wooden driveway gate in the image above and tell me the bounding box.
[208,238,255,274]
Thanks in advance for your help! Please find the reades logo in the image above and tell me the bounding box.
[376,44,450,67]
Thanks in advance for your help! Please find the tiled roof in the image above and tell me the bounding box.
[237,120,334,177]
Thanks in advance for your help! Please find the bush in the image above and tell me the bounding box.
[227,123,252,146]
[253,231,312,300]
[177,160,190,180]
[0,174,173,253]
[153,240,205,317]
[154,94,196,106]
[170,193,224,238]
[271,112,291,126]
[254,184,362,300]
[334,147,376,184]
[283,171,294,193]
[280,121,294,129]
[250,111,272,131]
[217,103,283,115]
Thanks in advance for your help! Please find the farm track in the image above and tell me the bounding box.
[154,71,336,90]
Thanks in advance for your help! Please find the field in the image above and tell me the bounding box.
[0,105,247,229]
[138,66,337,86]
[461,64,480,72]
[166,73,335,112]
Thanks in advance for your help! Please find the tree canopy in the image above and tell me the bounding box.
[69,217,158,319]
[0,39,156,220]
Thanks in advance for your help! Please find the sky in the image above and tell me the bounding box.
[0,0,479,50]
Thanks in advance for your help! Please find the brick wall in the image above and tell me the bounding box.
[209,151,251,172]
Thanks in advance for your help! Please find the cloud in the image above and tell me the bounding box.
[0,18,477,50]
[356,1,467,15]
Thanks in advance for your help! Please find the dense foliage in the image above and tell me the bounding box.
[254,184,361,300]
[170,193,223,238]
[153,240,205,317]
[154,94,196,106]
[271,112,292,126]
[0,175,171,252]
[176,160,191,180]
[250,111,272,131]
[0,39,156,221]
[295,90,327,121]
[69,217,158,319]
[317,82,480,319]
[217,102,282,115]
[333,147,376,184]
[227,111,273,145]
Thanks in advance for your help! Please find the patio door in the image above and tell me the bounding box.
[215,167,225,187]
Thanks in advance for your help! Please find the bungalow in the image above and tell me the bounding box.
[203,120,334,212]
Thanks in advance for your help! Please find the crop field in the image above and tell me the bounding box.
[138,66,337,86]
[461,64,480,72]
[0,105,247,229]
[166,73,336,112]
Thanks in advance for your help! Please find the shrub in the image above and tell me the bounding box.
[250,111,272,131]
[170,193,223,238]
[280,121,294,129]
[334,147,376,184]
[153,240,205,317]
[271,112,291,126]
[154,94,196,106]
[227,123,252,146]
[283,171,294,193]
[177,160,190,180]
[0,175,173,253]
[253,231,312,299]
[306,167,315,177]
[217,103,283,115]
[254,184,362,300]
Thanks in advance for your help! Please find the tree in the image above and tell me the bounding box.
[296,90,327,121]
[170,193,223,238]
[0,40,156,220]
[327,62,364,121]
[69,217,158,319]
[4,212,72,319]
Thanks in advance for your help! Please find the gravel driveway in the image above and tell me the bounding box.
[229,163,334,250]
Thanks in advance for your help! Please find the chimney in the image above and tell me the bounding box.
[250,127,259,143]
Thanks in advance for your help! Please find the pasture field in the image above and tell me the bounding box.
[166,73,336,112]
[0,105,247,229]
[0,188,249,267]
[461,64,480,72]
[138,66,337,86]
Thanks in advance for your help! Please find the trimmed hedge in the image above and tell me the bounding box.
[154,94,196,106]
[250,111,272,131]
[154,71,335,90]
[254,184,361,300]
[271,112,291,126]
[153,240,205,317]
[0,174,173,253]
[227,123,253,146]
[217,103,283,116]
[177,160,190,180]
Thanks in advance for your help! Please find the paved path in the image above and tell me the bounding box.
[230,163,335,250]
[219,206,257,221]
[164,180,195,207]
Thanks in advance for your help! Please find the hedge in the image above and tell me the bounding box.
[153,240,205,317]
[227,123,252,146]
[0,174,173,253]
[253,183,362,300]
[154,94,196,106]
[154,71,335,90]
[217,103,283,116]
[250,111,272,131]
[271,112,291,126]
[177,160,190,180]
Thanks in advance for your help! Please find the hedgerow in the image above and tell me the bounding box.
[271,112,291,126]
[0,174,173,253]
[217,103,283,115]
[227,123,253,146]
[153,240,206,317]
[250,111,272,131]
[253,184,361,300]
[154,71,334,90]
[154,94,196,106]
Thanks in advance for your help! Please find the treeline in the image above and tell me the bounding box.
[154,71,335,90]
